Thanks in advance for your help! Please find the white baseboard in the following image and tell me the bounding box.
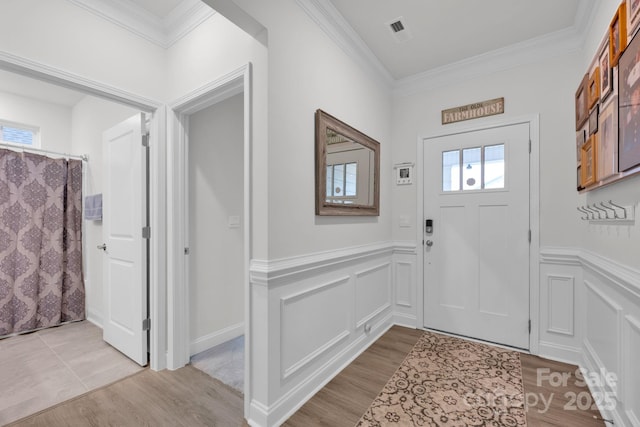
[86,310,103,329]
[537,340,582,366]
[393,312,417,329]
[190,322,244,356]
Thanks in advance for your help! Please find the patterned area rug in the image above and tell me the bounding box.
[356,331,527,426]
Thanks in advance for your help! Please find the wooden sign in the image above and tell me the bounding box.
[442,97,504,125]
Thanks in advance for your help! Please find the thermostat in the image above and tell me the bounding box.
[395,163,413,185]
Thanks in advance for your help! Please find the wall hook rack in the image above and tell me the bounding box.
[577,200,635,224]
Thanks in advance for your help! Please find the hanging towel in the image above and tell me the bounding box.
[84,194,102,220]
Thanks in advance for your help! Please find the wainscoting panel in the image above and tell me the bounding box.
[248,242,402,427]
[280,276,351,379]
[394,261,412,308]
[546,275,574,336]
[392,242,417,328]
[623,314,640,426]
[355,262,391,328]
[540,247,640,427]
[584,280,622,399]
[538,256,583,362]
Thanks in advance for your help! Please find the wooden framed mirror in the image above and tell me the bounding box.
[315,109,380,216]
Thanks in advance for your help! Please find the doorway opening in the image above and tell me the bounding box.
[167,64,252,410]
[187,93,245,392]
[0,66,155,424]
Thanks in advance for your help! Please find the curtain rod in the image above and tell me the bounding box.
[0,142,88,162]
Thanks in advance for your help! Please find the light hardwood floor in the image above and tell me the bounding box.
[8,366,245,427]
[9,326,606,426]
[521,354,606,427]
[284,325,424,426]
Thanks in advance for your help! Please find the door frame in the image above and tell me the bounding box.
[0,51,168,370]
[416,114,540,354]
[167,63,252,411]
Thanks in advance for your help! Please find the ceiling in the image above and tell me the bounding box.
[101,0,593,81]
[330,0,586,80]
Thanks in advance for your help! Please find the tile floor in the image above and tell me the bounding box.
[0,320,144,425]
[190,335,244,393]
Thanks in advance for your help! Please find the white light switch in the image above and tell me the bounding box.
[228,216,240,228]
[399,214,410,228]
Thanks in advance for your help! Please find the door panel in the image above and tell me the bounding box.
[478,204,509,316]
[423,123,530,349]
[437,205,468,309]
[102,113,148,366]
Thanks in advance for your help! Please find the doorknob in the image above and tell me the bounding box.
[97,243,107,251]
[426,240,434,247]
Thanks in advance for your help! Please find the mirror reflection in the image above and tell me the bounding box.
[325,128,375,205]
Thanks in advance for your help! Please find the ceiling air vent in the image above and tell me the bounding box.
[390,20,404,33]
[386,16,413,43]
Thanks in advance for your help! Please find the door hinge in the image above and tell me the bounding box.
[528,229,531,243]
[184,247,190,255]
[143,318,151,331]
[528,319,531,334]
[142,226,150,239]
[142,133,150,147]
[529,140,531,153]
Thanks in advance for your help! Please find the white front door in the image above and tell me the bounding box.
[101,113,148,366]
[423,123,530,349]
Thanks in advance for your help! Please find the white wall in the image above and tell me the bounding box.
[232,0,392,260]
[0,0,166,101]
[0,90,72,153]
[167,13,258,101]
[188,93,244,354]
[71,96,140,325]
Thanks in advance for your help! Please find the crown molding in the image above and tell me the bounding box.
[295,0,394,88]
[164,0,217,46]
[393,25,583,97]
[296,0,596,97]
[67,0,215,49]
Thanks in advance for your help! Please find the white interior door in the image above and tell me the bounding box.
[101,113,148,366]
[423,123,530,349]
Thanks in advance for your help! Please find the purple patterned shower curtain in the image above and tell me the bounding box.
[0,148,85,336]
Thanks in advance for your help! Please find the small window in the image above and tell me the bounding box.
[442,150,460,192]
[484,144,505,189]
[0,121,39,148]
[442,143,505,192]
[326,162,358,203]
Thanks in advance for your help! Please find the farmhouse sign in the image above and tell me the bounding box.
[442,97,504,125]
